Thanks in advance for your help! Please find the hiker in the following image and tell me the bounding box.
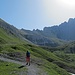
[26,51,30,66]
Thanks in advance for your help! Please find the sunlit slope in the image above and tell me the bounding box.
[0,28,28,44]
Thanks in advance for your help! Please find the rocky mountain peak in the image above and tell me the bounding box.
[68,18,75,24]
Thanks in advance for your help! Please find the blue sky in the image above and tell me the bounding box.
[0,0,75,30]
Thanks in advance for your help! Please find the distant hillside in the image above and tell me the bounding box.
[21,29,66,47]
[0,18,32,44]
[21,18,75,47]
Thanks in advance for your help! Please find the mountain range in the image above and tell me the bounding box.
[21,18,75,47]
[0,18,75,47]
[1,18,75,47]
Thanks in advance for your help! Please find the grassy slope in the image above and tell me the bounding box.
[0,60,27,75]
[42,45,75,73]
[0,28,28,44]
[0,28,71,75]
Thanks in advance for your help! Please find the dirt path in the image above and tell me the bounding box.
[26,64,39,75]
[0,56,46,75]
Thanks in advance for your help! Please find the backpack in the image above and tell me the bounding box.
[26,51,30,57]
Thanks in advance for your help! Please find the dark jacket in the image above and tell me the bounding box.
[26,51,30,57]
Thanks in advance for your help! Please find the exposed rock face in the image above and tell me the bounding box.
[21,18,75,46]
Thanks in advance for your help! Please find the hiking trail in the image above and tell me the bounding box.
[0,56,74,75]
[0,56,46,75]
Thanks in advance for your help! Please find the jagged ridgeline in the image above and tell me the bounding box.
[20,18,75,47]
[1,18,75,47]
[0,18,75,75]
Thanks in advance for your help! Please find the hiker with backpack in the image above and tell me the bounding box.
[26,51,30,66]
